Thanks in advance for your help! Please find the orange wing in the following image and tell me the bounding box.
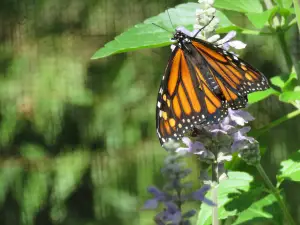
[191,39,269,109]
[156,47,227,145]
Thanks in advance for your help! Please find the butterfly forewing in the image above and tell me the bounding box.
[156,30,269,145]
[156,46,228,145]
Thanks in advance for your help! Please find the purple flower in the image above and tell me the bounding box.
[144,186,170,209]
[192,185,216,206]
[155,202,182,224]
[176,137,206,154]
[216,31,246,51]
[144,142,216,224]
[231,127,255,152]
[226,109,254,126]
[177,109,260,170]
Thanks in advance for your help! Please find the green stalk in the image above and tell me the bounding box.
[276,31,293,73]
[239,30,273,36]
[256,164,296,225]
[264,0,280,27]
[211,185,218,225]
[253,109,300,137]
[292,0,300,32]
[211,162,219,225]
[287,18,297,30]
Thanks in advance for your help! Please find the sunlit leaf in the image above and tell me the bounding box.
[32,55,91,144]
[278,150,300,182]
[214,0,263,13]
[282,73,298,91]
[0,161,22,206]
[248,88,279,104]
[0,105,18,146]
[51,150,90,221]
[246,7,278,28]
[91,3,236,59]
[279,91,300,102]
[215,12,244,33]
[20,145,49,225]
[22,172,49,225]
[102,188,138,214]
[270,73,297,91]
[20,144,48,159]
[278,7,295,17]
[274,0,293,8]
[197,172,253,225]
[232,194,280,225]
[271,76,285,88]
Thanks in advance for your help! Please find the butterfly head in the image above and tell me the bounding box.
[172,29,192,50]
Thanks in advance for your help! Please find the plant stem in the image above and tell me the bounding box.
[253,109,300,137]
[287,18,297,30]
[265,0,293,74]
[276,31,293,73]
[292,0,300,32]
[264,0,280,27]
[211,162,219,225]
[256,163,296,225]
[239,30,272,36]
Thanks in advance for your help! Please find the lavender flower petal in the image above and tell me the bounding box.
[182,209,197,218]
[147,186,167,201]
[228,40,247,49]
[163,202,182,224]
[144,199,159,209]
[217,31,236,44]
[228,109,254,126]
[192,185,216,206]
[176,137,206,154]
[223,42,230,50]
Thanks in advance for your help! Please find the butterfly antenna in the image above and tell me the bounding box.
[167,9,175,29]
[151,23,172,33]
[193,16,215,38]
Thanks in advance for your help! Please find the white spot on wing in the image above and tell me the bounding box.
[157,101,161,108]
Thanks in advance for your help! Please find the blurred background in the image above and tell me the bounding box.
[0,0,299,225]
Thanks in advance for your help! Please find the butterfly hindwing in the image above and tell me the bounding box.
[191,39,269,109]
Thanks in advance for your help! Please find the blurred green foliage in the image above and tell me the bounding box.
[0,0,300,225]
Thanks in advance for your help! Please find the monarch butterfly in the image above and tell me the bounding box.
[156,25,269,145]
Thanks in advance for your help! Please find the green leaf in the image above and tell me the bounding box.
[232,194,279,225]
[282,73,298,91]
[214,0,263,13]
[279,91,300,102]
[215,11,244,33]
[271,76,285,89]
[278,150,300,182]
[51,150,90,221]
[278,7,295,17]
[270,73,297,91]
[22,171,49,225]
[91,3,237,59]
[246,7,278,29]
[20,144,47,160]
[0,161,22,206]
[248,88,279,104]
[197,172,253,225]
[92,3,193,59]
[19,145,49,225]
[0,105,18,146]
[274,0,293,8]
